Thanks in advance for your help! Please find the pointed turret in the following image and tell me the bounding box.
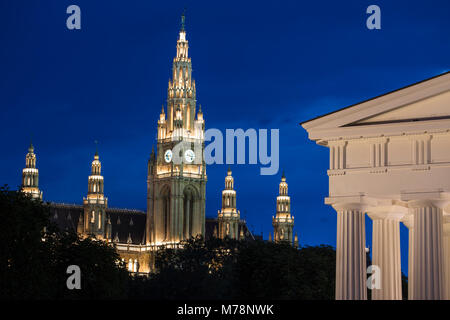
[272,172,295,245]
[217,168,240,239]
[21,141,42,200]
[82,146,108,239]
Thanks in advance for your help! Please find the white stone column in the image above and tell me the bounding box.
[402,215,414,300]
[443,217,450,299]
[410,200,445,300]
[368,211,403,300]
[333,203,367,300]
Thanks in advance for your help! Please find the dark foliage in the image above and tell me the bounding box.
[130,236,336,300]
[0,186,129,299]
[1,186,340,300]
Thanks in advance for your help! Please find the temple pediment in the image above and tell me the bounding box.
[302,72,450,141]
[347,90,450,126]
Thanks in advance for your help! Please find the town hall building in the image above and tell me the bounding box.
[19,15,297,274]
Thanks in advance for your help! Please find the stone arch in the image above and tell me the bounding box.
[183,184,200,239]
[159,184,171,241]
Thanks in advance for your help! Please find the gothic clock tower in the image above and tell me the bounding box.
[146,13,206,245]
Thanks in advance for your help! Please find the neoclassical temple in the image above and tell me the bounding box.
[302,71,450,300]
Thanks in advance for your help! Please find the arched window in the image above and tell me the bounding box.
[98,212,101,229]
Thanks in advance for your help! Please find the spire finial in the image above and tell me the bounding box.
[180,9,186,32]
[198,104,202,113]
[161,104,165,114]
[94,140,98,157]
[227,166,232,175]
[28,136,34,153]
[281,170,286,181]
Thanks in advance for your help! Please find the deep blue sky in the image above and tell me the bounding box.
[1,0,449,274]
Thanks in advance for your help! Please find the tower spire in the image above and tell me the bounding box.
[29,137,34,153]
[94,140,99,157]
[180,9,186,32]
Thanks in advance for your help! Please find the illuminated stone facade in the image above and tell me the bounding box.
[17,15,266,275]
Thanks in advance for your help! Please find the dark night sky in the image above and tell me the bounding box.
[1,0,449,274]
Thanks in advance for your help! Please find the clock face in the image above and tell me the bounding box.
[184,149,195,163]
[164,150,172,163]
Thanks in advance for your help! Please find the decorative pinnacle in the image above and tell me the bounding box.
[198,104,202,113]
[28,137,34,153]
[151,144,155,156]
[161,104,165,114]
[227,166,232,175]
[281,170,286,180]
[180,9,186,32]
[94,140,98,157]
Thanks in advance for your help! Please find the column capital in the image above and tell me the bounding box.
[401,190,450,210]
[331,202,368,212]
[407,199,450,210]
[367,204,407,221]
[326,194,377,213]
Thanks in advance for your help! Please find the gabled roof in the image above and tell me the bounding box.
[301,71,450,142]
